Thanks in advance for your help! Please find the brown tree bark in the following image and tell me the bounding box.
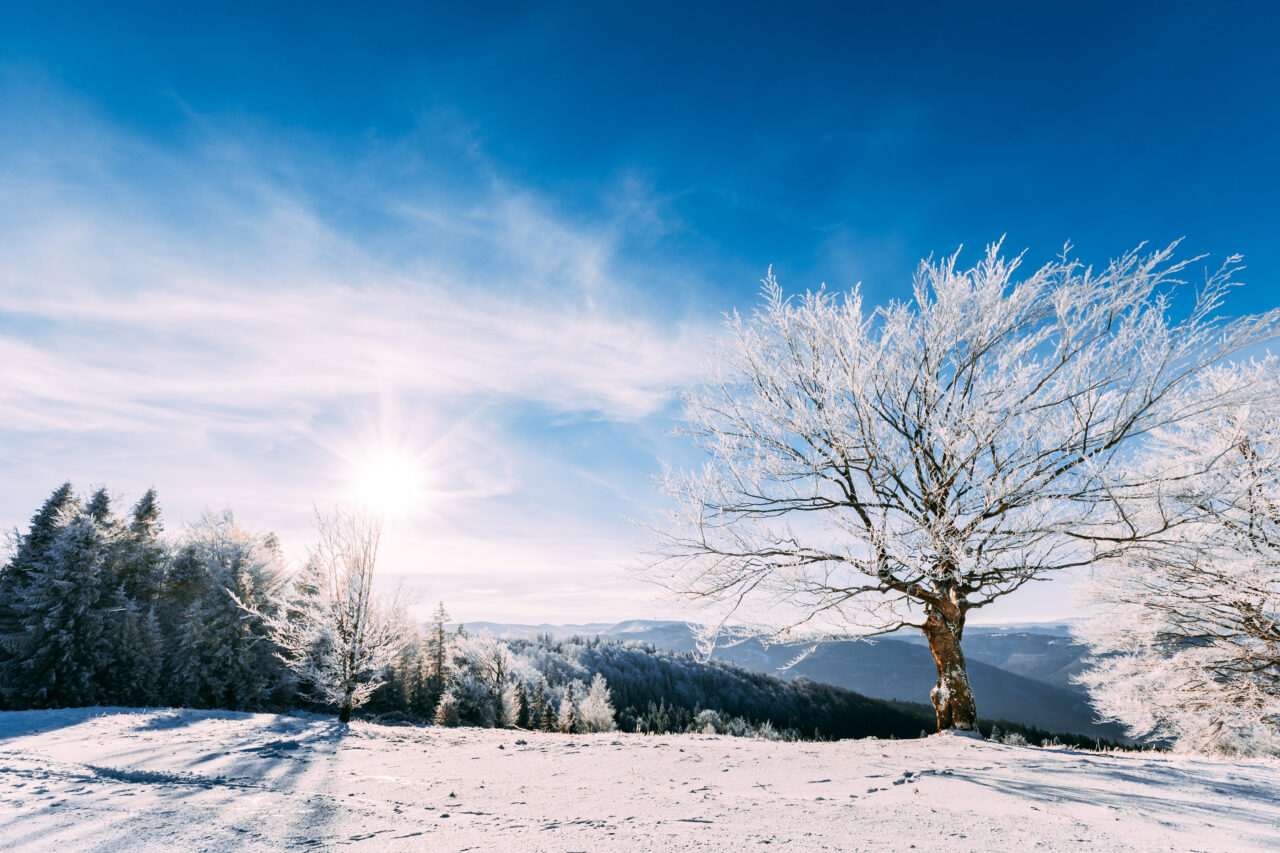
[338,702,352,723]
[922,604,978,731]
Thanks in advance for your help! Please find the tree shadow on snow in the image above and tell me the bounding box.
[5,712,356,851]
[946,750,1280,834]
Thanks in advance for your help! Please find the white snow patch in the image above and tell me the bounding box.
[1,707,1277,852]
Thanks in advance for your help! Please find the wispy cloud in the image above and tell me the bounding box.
[0,93,712,620]
[1,115,707,433]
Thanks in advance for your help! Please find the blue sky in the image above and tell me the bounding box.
[3,2,1278,623]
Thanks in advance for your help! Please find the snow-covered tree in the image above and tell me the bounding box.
[101,489,168,705]
[423,601,451,715]
[116,489,166,604]
[435,632,513,727]
[101,596,163,706]
[377,624,431,718]
[0,482,77,705]
[500,680,524,728]
[1075,365,1280,755]
[648,242,1278,731]
[167,510,288,710]
[166,599,213,708]
[557,682,581,733]
[578,673,617,732]
[508,679,530,728]
[433,689,460,726]
[528,678,553,731]
[264,507,408,723]
[10,505,114,707]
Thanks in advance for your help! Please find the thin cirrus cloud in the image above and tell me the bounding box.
[0,102,712,621]
[0,143,708,431]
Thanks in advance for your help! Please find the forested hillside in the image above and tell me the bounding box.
[470,620,1126,740]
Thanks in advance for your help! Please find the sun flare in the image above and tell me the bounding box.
[348,448,429,519]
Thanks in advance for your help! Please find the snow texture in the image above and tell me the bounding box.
[2,708,1277,851]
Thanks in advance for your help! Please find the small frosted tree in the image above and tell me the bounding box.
[501,681,524,728]
[510,680,530,728]
[578,673,617,732]
[557,682,581,734]
[648,242,1278,731]
[424,601,451,714]
[1075,365,1280,755]
[528,678,553,731]
[264,507,409,723]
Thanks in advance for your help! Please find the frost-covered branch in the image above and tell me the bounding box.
[1075,365,1280,755]
[645,240,1279,730]
[262,506,410,723]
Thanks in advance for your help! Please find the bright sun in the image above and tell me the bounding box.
[349,449,428,519]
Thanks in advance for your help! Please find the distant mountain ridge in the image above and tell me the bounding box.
[463,618,1122,740]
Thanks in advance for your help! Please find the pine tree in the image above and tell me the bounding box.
[12,509,114,707]
[1,483,76,582]
[162,511,287,710]
[100,489,168,704]
[389,629,428,717]
[201,513,287,710]
[166,600,212,707]
[117,489,166,604]
[0,482,78,704]
[529,680,551,731]
[84,487,113,524]
[557,683,581,734]
[424,601,451,715]
[513,680,530,728]
[101,595,162,706]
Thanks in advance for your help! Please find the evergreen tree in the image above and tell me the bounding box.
[101,595,162,706]
[162,511,287,710]
[513,680,530,728]
[500,680,523,728]
[166,600,212,708]
[101,489,168,703]
[84,488,113,524]
[529,679,551,731]
[159,544,212,621]
[2,482,76,581]
[202,512,288,710]
[398,630,429,717]
[424,601,451,715]
[0,482,78,704]
[11,509,114,707]
[557,683,581,734]
[117,489,166,604]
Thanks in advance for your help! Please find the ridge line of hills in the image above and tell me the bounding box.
[462,618,1123,740]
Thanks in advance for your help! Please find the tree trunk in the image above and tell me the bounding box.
[338,702,352,723]
[922,606,977,731]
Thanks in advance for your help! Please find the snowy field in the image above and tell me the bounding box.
[1,709,1277,852]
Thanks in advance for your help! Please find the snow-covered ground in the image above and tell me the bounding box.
[1,709,1276,852]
